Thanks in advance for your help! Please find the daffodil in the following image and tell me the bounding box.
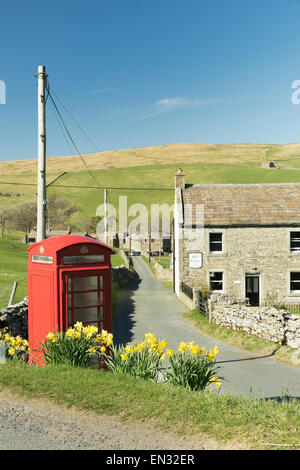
[178,341,188,354]
[121,353,128,361]
[4,333,11,343]
[47,332,56,342]
[207,351,216,362]
[8,347,15,356]
[74,321,83,330]
[189,344,201,355]
[88,346,96,354]
[166,349,174,357]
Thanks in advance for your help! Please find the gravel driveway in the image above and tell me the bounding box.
[0,391,238,450]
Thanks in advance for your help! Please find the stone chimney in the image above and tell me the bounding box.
[174,168,185,189]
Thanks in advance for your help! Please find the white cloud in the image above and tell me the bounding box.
[155,96,223,110]
[89,88,120,95]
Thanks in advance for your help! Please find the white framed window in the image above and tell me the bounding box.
[290,272,300,292]
[209,232,223,253]
[290,231,300,253]
[209,271,224,292]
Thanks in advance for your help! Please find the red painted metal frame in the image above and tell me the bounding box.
[27,236,112,366]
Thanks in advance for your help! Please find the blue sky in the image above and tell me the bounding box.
[1,0,300,161]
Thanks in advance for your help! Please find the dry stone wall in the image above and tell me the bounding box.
[209,294,300,349]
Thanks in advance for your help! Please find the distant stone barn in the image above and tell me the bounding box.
[173,169,300,307]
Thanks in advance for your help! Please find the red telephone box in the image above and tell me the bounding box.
[27,235,112,365]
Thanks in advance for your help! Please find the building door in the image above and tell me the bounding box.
[245,275,260,306]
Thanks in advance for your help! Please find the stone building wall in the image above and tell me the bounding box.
[208,295,300,349]
[179,225,300,305]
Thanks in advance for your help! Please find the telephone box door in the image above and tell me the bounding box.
[62,271,111,333]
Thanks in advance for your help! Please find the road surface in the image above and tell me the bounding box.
[113,256,300,400]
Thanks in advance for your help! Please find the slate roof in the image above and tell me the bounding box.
[181,183,300,226]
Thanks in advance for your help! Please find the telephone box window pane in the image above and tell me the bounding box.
[73,291,98,307]
[73,276,98,291]
[100,306,104,321]
[63,255,104,264]
[100,276,103,289]
[100,291,104,304]
[68,309,73,326]
[73,307,98,323]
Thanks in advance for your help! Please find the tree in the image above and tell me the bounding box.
[46,194,79,229]
[11,202,37,237]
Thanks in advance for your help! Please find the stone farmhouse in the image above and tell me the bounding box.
[174,168,300,308]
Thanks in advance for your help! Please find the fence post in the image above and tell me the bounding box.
[0,341,5,365]
[8,281,18,306]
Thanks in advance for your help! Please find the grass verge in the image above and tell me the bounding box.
[184,310,299,368]
[0,360,300,450]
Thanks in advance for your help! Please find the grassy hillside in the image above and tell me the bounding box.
[2,143,300,226]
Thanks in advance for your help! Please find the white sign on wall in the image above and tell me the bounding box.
[189,252,203,269]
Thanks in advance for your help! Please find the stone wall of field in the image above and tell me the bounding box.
[209,294,300,349]
[148,256,173,281]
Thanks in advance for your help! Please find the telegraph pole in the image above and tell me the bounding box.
[104,189,108,244]
[36,65,47,242]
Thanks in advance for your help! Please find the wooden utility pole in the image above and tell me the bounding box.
[148,224,151,262]
[104,189,108,244]
[0,216,5,238]
[172,218,175,292]
[36,65,47,242]
[128,229,132,272]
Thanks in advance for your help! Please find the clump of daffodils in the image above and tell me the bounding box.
[41,322,113,367]
[0,328,30,360]
[166,340,222,391]
[105,332,169,380]
[104,332,222,391]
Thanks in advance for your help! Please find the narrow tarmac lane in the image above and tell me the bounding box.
[113,256,300,400]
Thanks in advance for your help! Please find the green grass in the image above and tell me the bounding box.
[0,232,28,308]
[111,253,126,267]
[3,161,300,226]
[184,310,299,368]
[0,360,300,450]
[154,255,171,269]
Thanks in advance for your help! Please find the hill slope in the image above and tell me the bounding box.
[1,142,300,227]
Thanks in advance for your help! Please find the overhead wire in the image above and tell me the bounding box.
[0,181,173,190]
[45,79,102,188]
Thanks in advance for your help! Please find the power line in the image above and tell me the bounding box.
[0,181,174,191]
[49,88,102,154]
[45,80,102,188]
